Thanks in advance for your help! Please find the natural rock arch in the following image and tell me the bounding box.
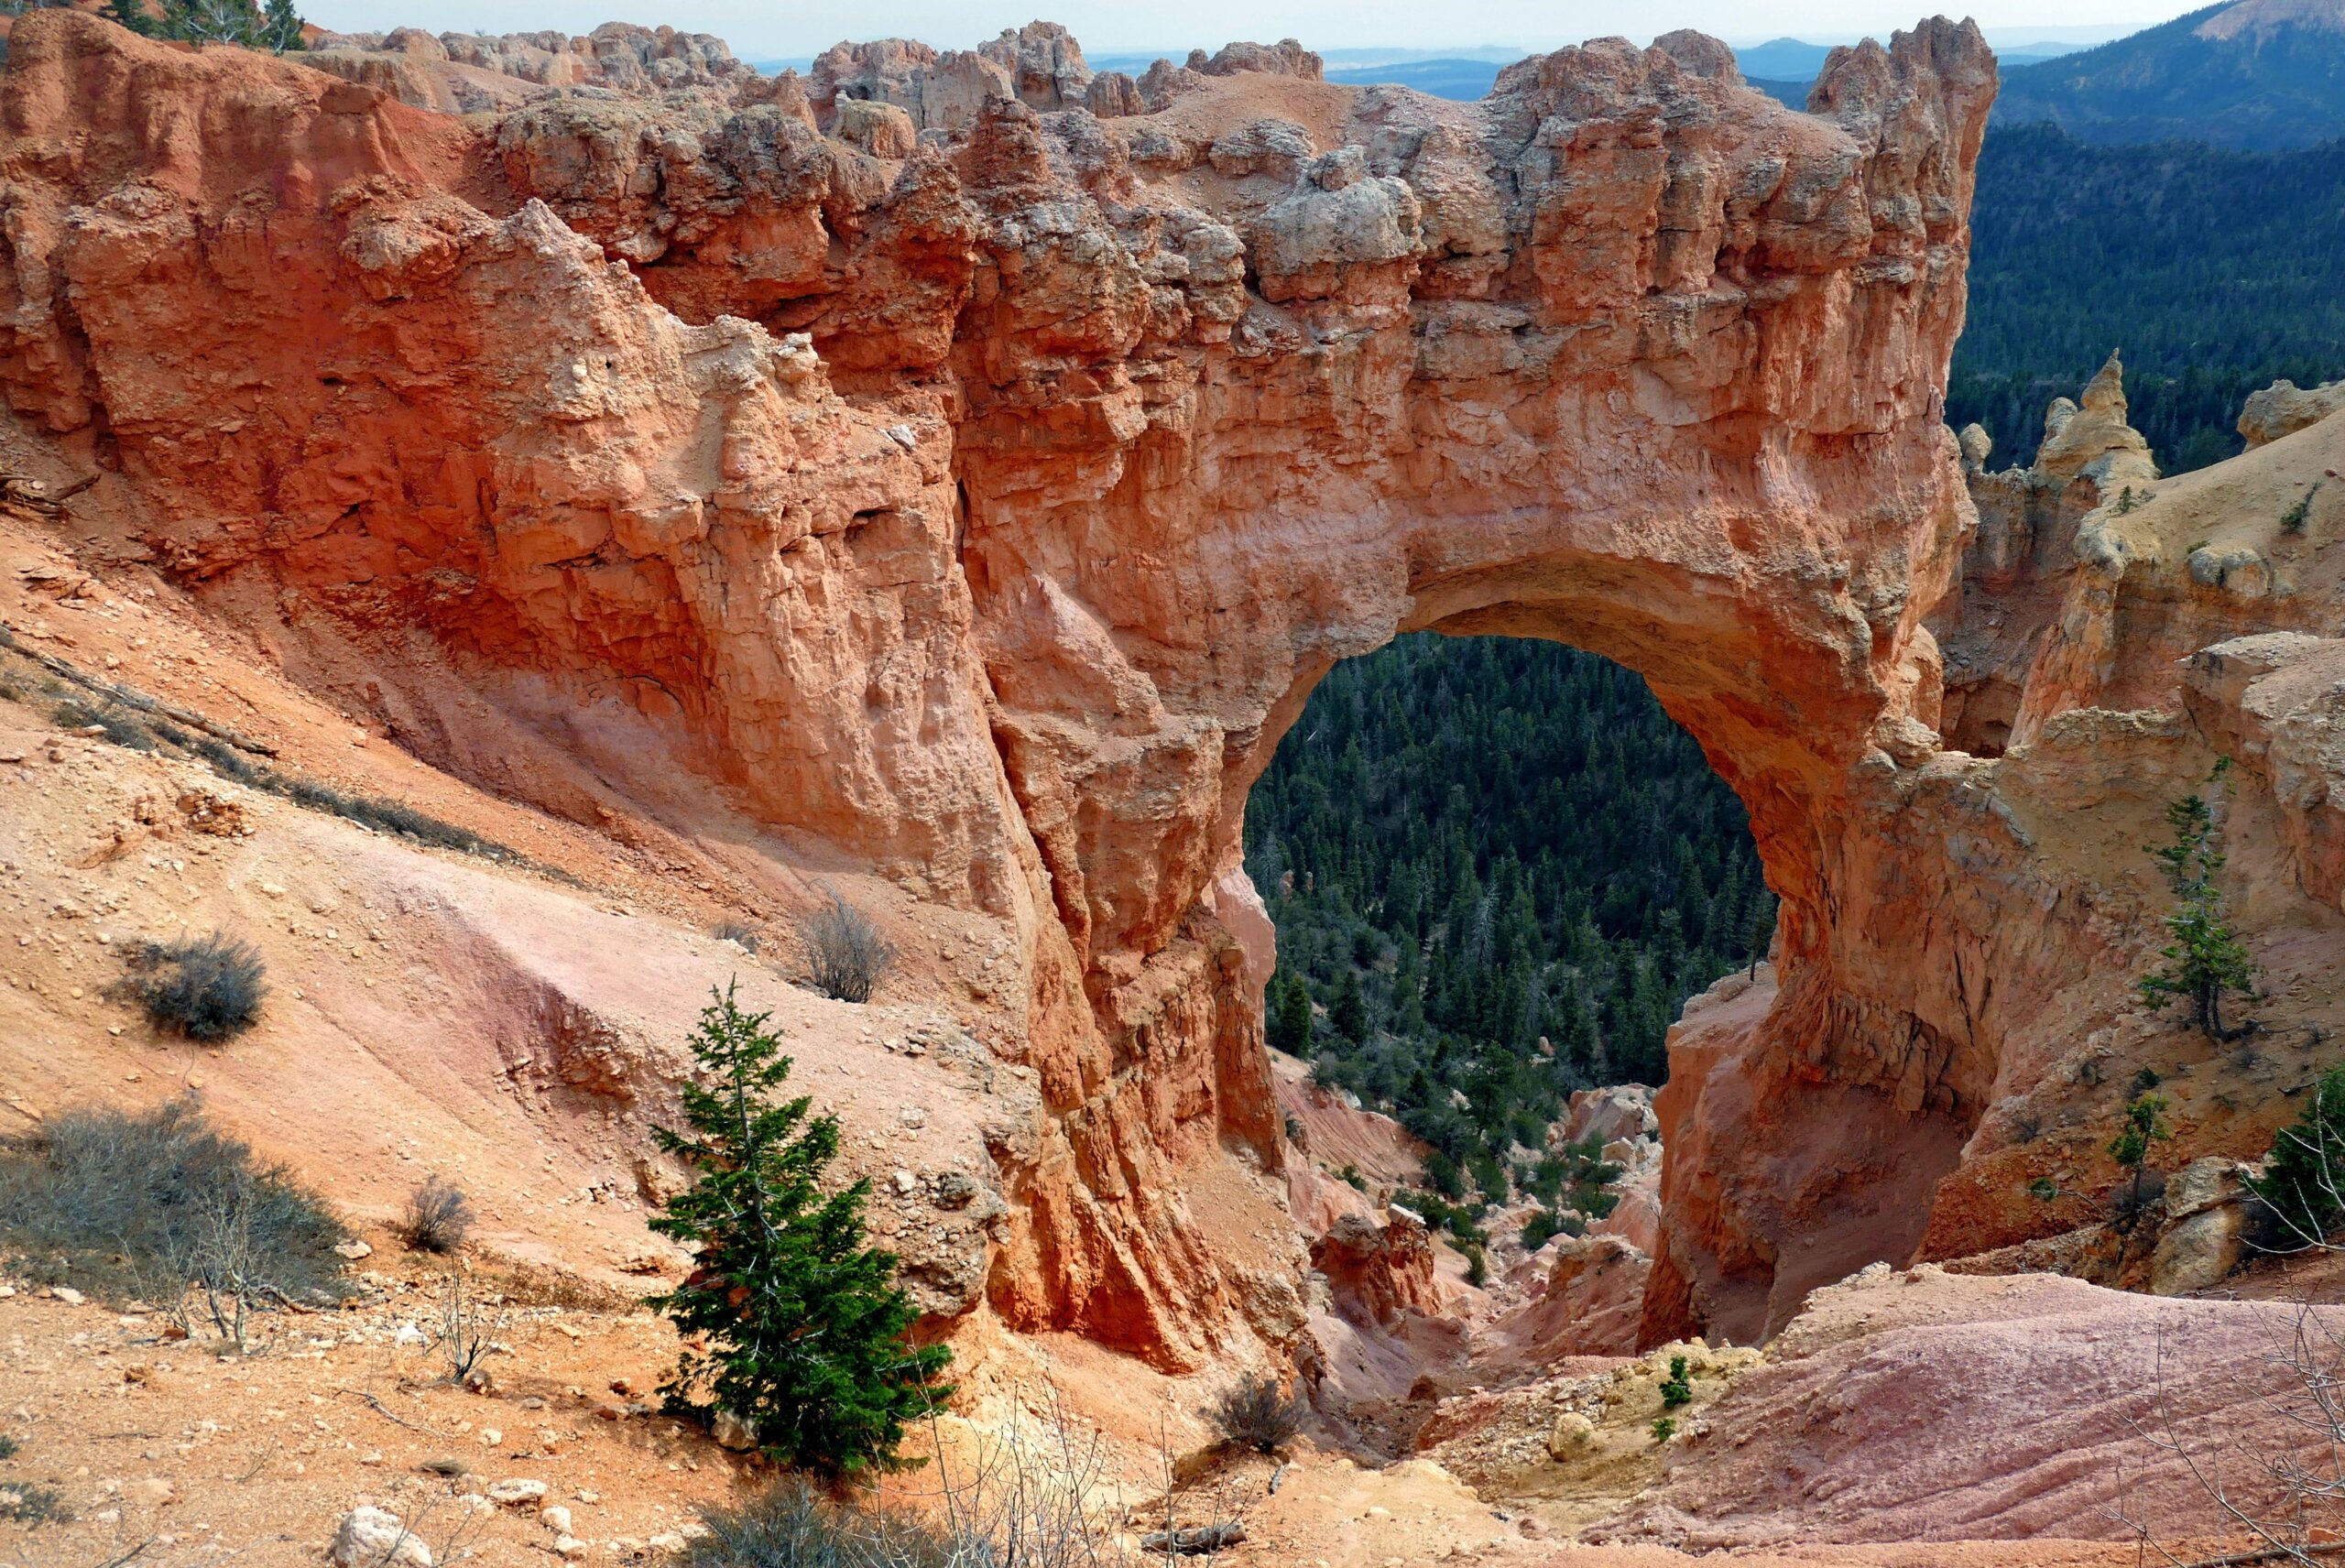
[0,10,2005,1358]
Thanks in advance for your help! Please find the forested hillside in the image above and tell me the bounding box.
[1991,0,2345,149]
[1245,637,1773,1201]
[1947,125,2345,472]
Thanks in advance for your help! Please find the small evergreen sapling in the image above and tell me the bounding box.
[648,984,951,1475]
[1659,1355,1693,1410]
[2108,1092,2172,1225]
[2138,779,2256,1040]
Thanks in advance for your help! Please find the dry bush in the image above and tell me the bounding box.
[0,1096,347,1320]
[2115,1301,2345,1564]
[919,1393,1125,1568]
[2114,1100,2345,1567]
[1208,1374,1303,1455]
[437,1261,512,1389]
[712,920,763,954]
[800,887,898,1004]
[684,1479,987,1568]
[399,1175,473,1254]
[117,931,267,1042]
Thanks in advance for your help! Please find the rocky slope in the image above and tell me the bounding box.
[6,0,2345,1410]
[5,6,2345,1559]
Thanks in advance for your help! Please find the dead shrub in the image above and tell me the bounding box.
[0,1096,347,1320]
[799,887,897,1004]
[399,1175,473,1255]
[117,931,267,1042]
[712,920,763,954]
[683,1479,984,1568]
[1208,1373,1304,1454]
[437,1260,510,1390]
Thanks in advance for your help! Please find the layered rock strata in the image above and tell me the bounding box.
[0,9,2132,1356]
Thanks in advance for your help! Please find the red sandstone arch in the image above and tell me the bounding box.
[0,10,1999,1360]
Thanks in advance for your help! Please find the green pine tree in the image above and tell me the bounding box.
[648,983,951,1475]
[2107,1091,2172,1227]
[2247,1063,2345,1250]
[1267,970,1313,1056]
[2137,783,2256,1040]
[259,0,303,50]
[98,0,158,36]
[1330,967,1369,1043]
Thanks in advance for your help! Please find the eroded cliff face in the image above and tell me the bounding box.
[0,10,2012,1357]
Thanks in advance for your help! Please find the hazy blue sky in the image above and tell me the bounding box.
[303,0,2198,64]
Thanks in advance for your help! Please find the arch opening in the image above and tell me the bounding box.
[1246,632,1775,1167]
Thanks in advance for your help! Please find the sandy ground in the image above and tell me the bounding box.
[0,1279,749,1567]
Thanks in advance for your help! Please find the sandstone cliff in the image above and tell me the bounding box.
[1,0,2341,1406]
[0,9,2012,1361]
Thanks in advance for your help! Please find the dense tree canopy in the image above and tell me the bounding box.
[1245,636,1774,1184]
[1948,125,2345,474]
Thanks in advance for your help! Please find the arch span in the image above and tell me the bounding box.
[952,26,2000,1346]
[0,11,2002,1362]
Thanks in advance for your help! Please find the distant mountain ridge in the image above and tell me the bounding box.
[1994,0,2345,148]
[1321,33,2091,104]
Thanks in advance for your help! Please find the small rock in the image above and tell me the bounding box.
[541,1505,573,1533]
[575,1489,600,1504]
[486,1478,550,1508]
[478,1428,503,1446]
[648,1535,689,1556]
[553,1536,587,1560]
[49,1286,85,1305]
[332,1506,432,1568]
[712,1409,757,1451]
[333,1240,374,1260]
[892,1169,918,1196]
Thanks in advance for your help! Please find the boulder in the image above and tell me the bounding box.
[712,1410,758,1451]
[2149,1156,2253,1296]
[2240,377,2345,448]
[333,1508,432,1568]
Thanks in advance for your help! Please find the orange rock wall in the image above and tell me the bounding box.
[0,11,2033,1356]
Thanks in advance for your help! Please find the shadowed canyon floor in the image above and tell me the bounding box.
[5,6,2345,1563]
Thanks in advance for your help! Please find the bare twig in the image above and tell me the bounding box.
[338,1388,430,1432]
